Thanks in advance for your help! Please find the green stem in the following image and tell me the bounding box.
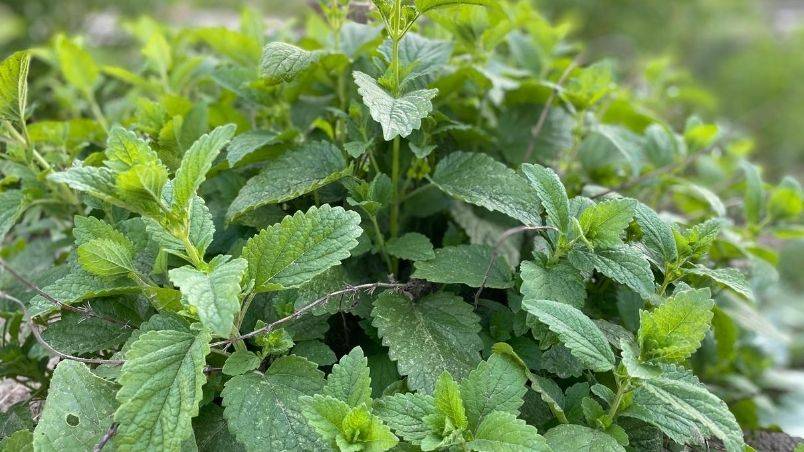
[370,215,393,273]
[86,91,109,132]
[607,377,629,419]
[390,136,401,240]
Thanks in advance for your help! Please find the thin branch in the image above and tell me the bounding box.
[214,282,408,347]
[522,61,579,163]
[474,225,558,307]
[93,423,118,452]
[590,145,713,199]
[0,291,124,366]
[0,257,130,327]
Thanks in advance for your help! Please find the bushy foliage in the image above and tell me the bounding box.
[0,1,802,451]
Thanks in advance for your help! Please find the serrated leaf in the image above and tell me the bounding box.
[371,292,482,392]
[114,328,211,451]
[426,372,468,439]
[619,339,661,380]
[450,202,522,266]
[227,141,349,222]
[461,353,527,431]
[300,394,350,441]
[522,163,569,232]
[2,429,32,452]
[76,238,136,277]
[638,288,714,362]
[222,351,262,376]
[41,311,131,355]
[192,404,246,452]
[226,129,285,166]
[222,355,326,451]
[468,410,549,452]
[684,265,754,301]
[48,166,121,206]
[114,162,169,215]
[521,299,615,372]
[145,195,215,257]
[55,35,99,94]
[172,124,237,214]
[32,361,117,451]
[28,265,140,317]
[169,256,248,338]
[72,216,130,247]
[568,245,655,298]
[543,424,625,452]
[415,0,498,14]
[0,190,25,242]
[520,259,586,309]
[324,347,372,408]
[0,51,30,123]
[385,232,435,261]
[622,365,744,452]
[578,198,636,249]
[260,42,321,84]
[337,405,398,451]
[633,202,678,265]
[412,244,512,288]
[741,160,764,225]
[353,70,438,141]
[374,393,435,445]
[431,152,542,226]
[104,126,160,171]
[242,204,362,291]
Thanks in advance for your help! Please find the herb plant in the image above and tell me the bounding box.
[0,1,802,451]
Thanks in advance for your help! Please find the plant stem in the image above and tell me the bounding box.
[370,215,393,273]
[607,377,629,419]
[87,91,109,132]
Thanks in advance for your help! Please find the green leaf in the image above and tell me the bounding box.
[324,347,372,408]
[76,238,136,277]
[619,339,660,380]
[260,42,321,84]
[633,202,678,265]
[104,126,161,171]
[415,0,497,14]
[431,152,542,226]
[386,232,435,261]
[114,328,211,451]
[222,350,262,376]
[0,51,30,123]
[32,361,117,451]
[337,405,398,452]
[578,198,636,249]
[41,311,131,355]
[579,124,641,177]
[353,70,438,141]
[222,355,326,451]
[422,372,468,449]
[522,163,569,232]
[543,424,625,452]
[741,160,764,225]
[300,395,351,442]
[291,341,337,366]
[372,292,482,392]
[55,35,99,94]
[227,141,349,222]
[468,411,549,452]
[192,404,246,452]
[172,124,237,215]
[520,259,586,309]
[412,244,513,288]
[568,245,655,298]
[638,287,714,362]
[461,353,527,431]
[374,393,434,445]
[28,265,140,317]
[450,202,523,266]
[48,166,121,206]
[2,430,32,452]
[169,256,248,338]
[115,162,169,216]
[0,190,25,242]
[622,365,744,452]
[521,299,615,372]
[226,129,285,166]
[683,265,754,301]
[242,204,362,291]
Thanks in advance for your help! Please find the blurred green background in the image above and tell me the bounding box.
[2,0,803,176]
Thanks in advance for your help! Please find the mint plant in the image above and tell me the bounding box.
[0,1,802,451]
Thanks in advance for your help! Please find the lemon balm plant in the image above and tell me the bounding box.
[0,1,802,451]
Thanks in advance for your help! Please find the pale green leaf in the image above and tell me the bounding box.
[741,160,764,225]
[324,346,372,408]
[521,299,615,371]
[226,130,285,166]
[242,204,362,291]
[619,339,661,380]
[76,238,136,277]
[520,259,586,309]
[0,190,25,242]
[32,361,117,452]
[169,256,248,338]
[385,232,435,261]
[622,365,744,452]
[300,394,350,440]
[48,166,121,206]
[461,353,527,431]
[222,351,262,376]
[374,393,434,445]
[227,141,349,222]
[638,287,714,362]
[371,292,482,392]
[684,265,754,301]
[338,405,398,452]
[633,202,678,265]
[427,372,468,435]
[28,265,140,317]
[578,198,636,249]
[412,244,512,288]
[172,124,237,214]
[55,35,99,93]
[522,163,569,232]
[114,328,211,451]
[2,430,32,452]
[543,424,625,452]
[431,152,542,226]
[353,70,438,141]
[222,355,326,451]
[104,126,160,172]
[0,51,30,123]
[568,245,655,298]
[415,0,497,14]
[260,42,321,84]
[468,411,549,452]
[115,162,169,216]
